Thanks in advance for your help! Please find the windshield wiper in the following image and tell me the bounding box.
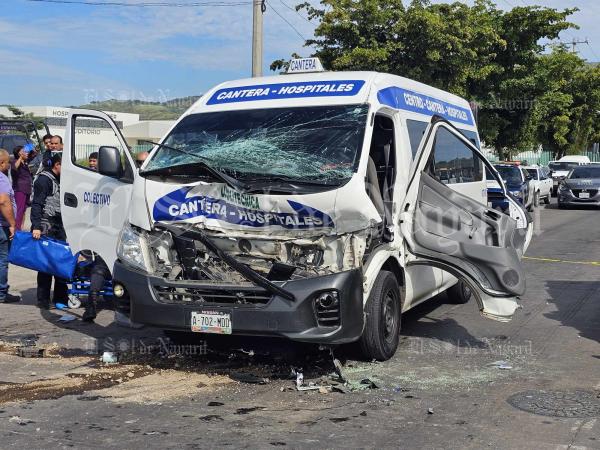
[141,160,245,192]
[139,140,246,191]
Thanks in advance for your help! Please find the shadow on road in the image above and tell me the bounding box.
[545,280,600,344]
[400,292,489,350]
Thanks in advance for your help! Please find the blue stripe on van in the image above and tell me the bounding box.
[207,80,366,105]
[377,87,475,126]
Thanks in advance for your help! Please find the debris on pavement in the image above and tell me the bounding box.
[8,416,35,425]
[230,372,269,384]
[57,314,77,323]
[488,360,513,370]
[16,346,45,358]
[101,351,118,364]
[427,408,434,415]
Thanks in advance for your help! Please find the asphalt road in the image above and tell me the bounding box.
[0,199,599,449]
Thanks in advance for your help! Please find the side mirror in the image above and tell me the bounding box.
[98,146,123,178]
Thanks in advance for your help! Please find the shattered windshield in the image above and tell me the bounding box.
[144,105,369,183]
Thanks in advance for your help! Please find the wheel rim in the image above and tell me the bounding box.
[382,289,399,341]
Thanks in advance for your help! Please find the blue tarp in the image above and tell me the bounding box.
[8,231,77,280]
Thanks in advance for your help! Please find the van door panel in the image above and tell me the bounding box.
[62,110,135,272]
[402,116,532,321]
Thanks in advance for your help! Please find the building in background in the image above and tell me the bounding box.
[0,106,175,156]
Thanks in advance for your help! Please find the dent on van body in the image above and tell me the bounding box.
[138,172,383,285]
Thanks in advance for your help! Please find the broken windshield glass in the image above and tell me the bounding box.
[144,105,369,183]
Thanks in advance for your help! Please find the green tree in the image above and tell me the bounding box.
[273,0,578,159]
[525,48,600,159]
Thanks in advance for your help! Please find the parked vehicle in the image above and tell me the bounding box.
[549,156,591,196]
[61,58,532,361]
[486,166,509,212]
[557,165,600,208]
[490,163,535,212]
[523,165,552,206]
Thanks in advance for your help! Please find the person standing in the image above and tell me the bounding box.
[10,145,33,230]
[0,149,20,304]
[31,154,67,309]
[40,135,63,171]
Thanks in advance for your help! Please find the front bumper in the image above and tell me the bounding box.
[113,261,364,345]
[558,189,600,207]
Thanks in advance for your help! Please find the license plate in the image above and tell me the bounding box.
[579,192,590,199]
[191,311,232,334]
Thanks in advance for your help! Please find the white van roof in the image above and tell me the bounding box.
[185,71,477,130]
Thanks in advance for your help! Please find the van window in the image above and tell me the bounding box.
[407,120,428,158]
[366,115,396,219]
[72,115,131,175]
[428,127,483,184]
[407,119,480,159]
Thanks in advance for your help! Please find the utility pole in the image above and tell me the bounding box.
[568,37,589,54]
[252,0,265,77]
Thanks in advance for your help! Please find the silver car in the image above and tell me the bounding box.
[557,165,600,208]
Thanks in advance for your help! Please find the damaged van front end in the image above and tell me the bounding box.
[112,103,380,344]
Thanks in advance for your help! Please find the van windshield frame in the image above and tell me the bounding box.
[144,104,370,184]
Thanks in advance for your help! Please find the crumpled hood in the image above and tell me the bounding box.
[142,174,380,237]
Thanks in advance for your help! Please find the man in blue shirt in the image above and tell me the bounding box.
[0,149,20,303]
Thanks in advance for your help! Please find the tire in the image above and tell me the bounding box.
[446,279,472,304]
[358,271,402,361]
[534,191,540,207]
[543,194,550,205]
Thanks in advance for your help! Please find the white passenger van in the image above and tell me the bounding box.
[61,59,532,360]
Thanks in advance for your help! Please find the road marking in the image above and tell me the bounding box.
[523,256,600,266]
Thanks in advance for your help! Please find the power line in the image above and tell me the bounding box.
[25,0,251,6]
[279,0,312,25]
[265,0,306,42]
[586,41,600,62]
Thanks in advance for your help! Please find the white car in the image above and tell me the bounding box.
[523,166,552,206]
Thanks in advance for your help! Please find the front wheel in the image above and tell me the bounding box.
[446,279,472,304]
[358,271,402,361]
[543,194,550,205]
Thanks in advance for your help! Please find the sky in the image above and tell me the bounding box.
[1,0,599,106]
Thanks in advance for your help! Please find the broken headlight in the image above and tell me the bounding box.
[117,223,155,273]
[289,244,324,267]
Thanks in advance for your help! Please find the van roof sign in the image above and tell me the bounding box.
[287,57,324,74]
